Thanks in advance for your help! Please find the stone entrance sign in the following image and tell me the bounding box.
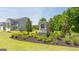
[38,19,50,36]
[39,21,47,33]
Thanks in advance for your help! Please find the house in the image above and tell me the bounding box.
[0,22,6,31]
[0,17,29,31]
[15,17,28,31]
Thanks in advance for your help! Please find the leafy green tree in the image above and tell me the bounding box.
[40,18,46,22]
[26,18,32,32]
[66,7,79,32]
[49,15,65,32]
[49,7,79,34]
[48,18,54,32]
[61,15,71,37]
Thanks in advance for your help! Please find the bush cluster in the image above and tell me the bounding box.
[64,35,79,46]
[11,31,57,44]
[11,31,79,46]
[71,36,79,46]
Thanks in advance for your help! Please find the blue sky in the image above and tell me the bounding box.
[0,7,68,25]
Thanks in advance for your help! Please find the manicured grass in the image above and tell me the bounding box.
[0,31,79,51]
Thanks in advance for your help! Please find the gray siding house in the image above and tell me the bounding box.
[0,17,29,31]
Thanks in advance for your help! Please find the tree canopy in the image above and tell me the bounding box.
[49,7,79,35]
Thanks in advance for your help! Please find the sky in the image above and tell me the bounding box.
[0,7,68,25]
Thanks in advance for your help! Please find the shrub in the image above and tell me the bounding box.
[11,33,18,38]
[31,32,38,38]
[28,33,33,37]
[11,32,25,39]
[71,36,79,46]
[21,34,28,40]
[11,31,39,40]
[22,31,28,35]
[38,32,60,44]
[45,36,53,43]
[52,39,58,44]
[37,36,46,41]
[64,35,73,45]
[64,35,79,46]
[48,35,53,41]
[37,35,53,43]
[53,31,61,38]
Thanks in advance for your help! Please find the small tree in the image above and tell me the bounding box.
[49,18,54,32]
[26,18,32,33]
[40,18,46,22]
[61,16,71,37]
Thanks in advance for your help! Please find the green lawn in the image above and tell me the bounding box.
[0,31,79,51]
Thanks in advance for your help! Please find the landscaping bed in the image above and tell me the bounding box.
[10,31,79,48]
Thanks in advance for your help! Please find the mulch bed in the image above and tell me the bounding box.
[10,36,79,48]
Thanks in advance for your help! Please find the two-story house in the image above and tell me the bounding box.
[0,17,29,31]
